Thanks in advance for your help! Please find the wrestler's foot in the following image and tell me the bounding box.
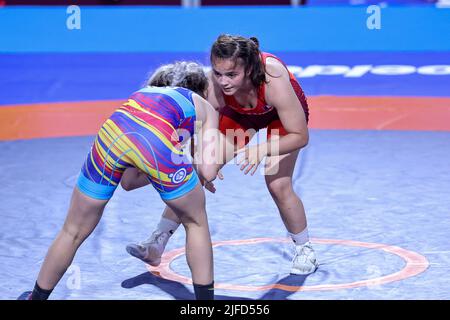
[290,241,319,275]
[126,231,170,267]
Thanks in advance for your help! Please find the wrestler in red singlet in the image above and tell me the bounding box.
[219,52,309,147]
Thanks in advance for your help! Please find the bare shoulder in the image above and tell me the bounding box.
[192,92,217,123]
[265,57,289,81]
[206,71,224,111]
[264,57,292,105]
[192,92,210,110]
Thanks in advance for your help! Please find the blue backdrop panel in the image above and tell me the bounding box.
[1,7,449,52]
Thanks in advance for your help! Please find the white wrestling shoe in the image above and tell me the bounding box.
[126,231,170,267]
[290,241,319,275]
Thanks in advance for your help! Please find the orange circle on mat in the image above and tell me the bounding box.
[146,238,429,292]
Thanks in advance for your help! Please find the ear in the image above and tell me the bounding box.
[246,66,253,77]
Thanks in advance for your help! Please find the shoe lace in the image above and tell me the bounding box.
[295,243,315,263]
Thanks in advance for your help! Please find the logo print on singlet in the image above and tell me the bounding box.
[169,168,187,184]
[263,104,272,111]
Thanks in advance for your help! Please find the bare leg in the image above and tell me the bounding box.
[264,149,307,234]
[159,204,182,224]
[121,168,150,191]
[265,144,318,274]
[163,183,213,286]
[36,187,108,291]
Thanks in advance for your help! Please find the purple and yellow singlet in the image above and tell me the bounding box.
[77,87,199,201]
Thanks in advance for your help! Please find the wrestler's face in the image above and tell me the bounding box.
[211,58,248,96]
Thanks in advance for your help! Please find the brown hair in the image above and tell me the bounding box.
[147,61,208,97]
[210,34,267,88]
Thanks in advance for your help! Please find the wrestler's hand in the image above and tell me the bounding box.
[200,170,224,193]
[235,144,268,176]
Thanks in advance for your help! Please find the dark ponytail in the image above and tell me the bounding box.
[249,37,259,48]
